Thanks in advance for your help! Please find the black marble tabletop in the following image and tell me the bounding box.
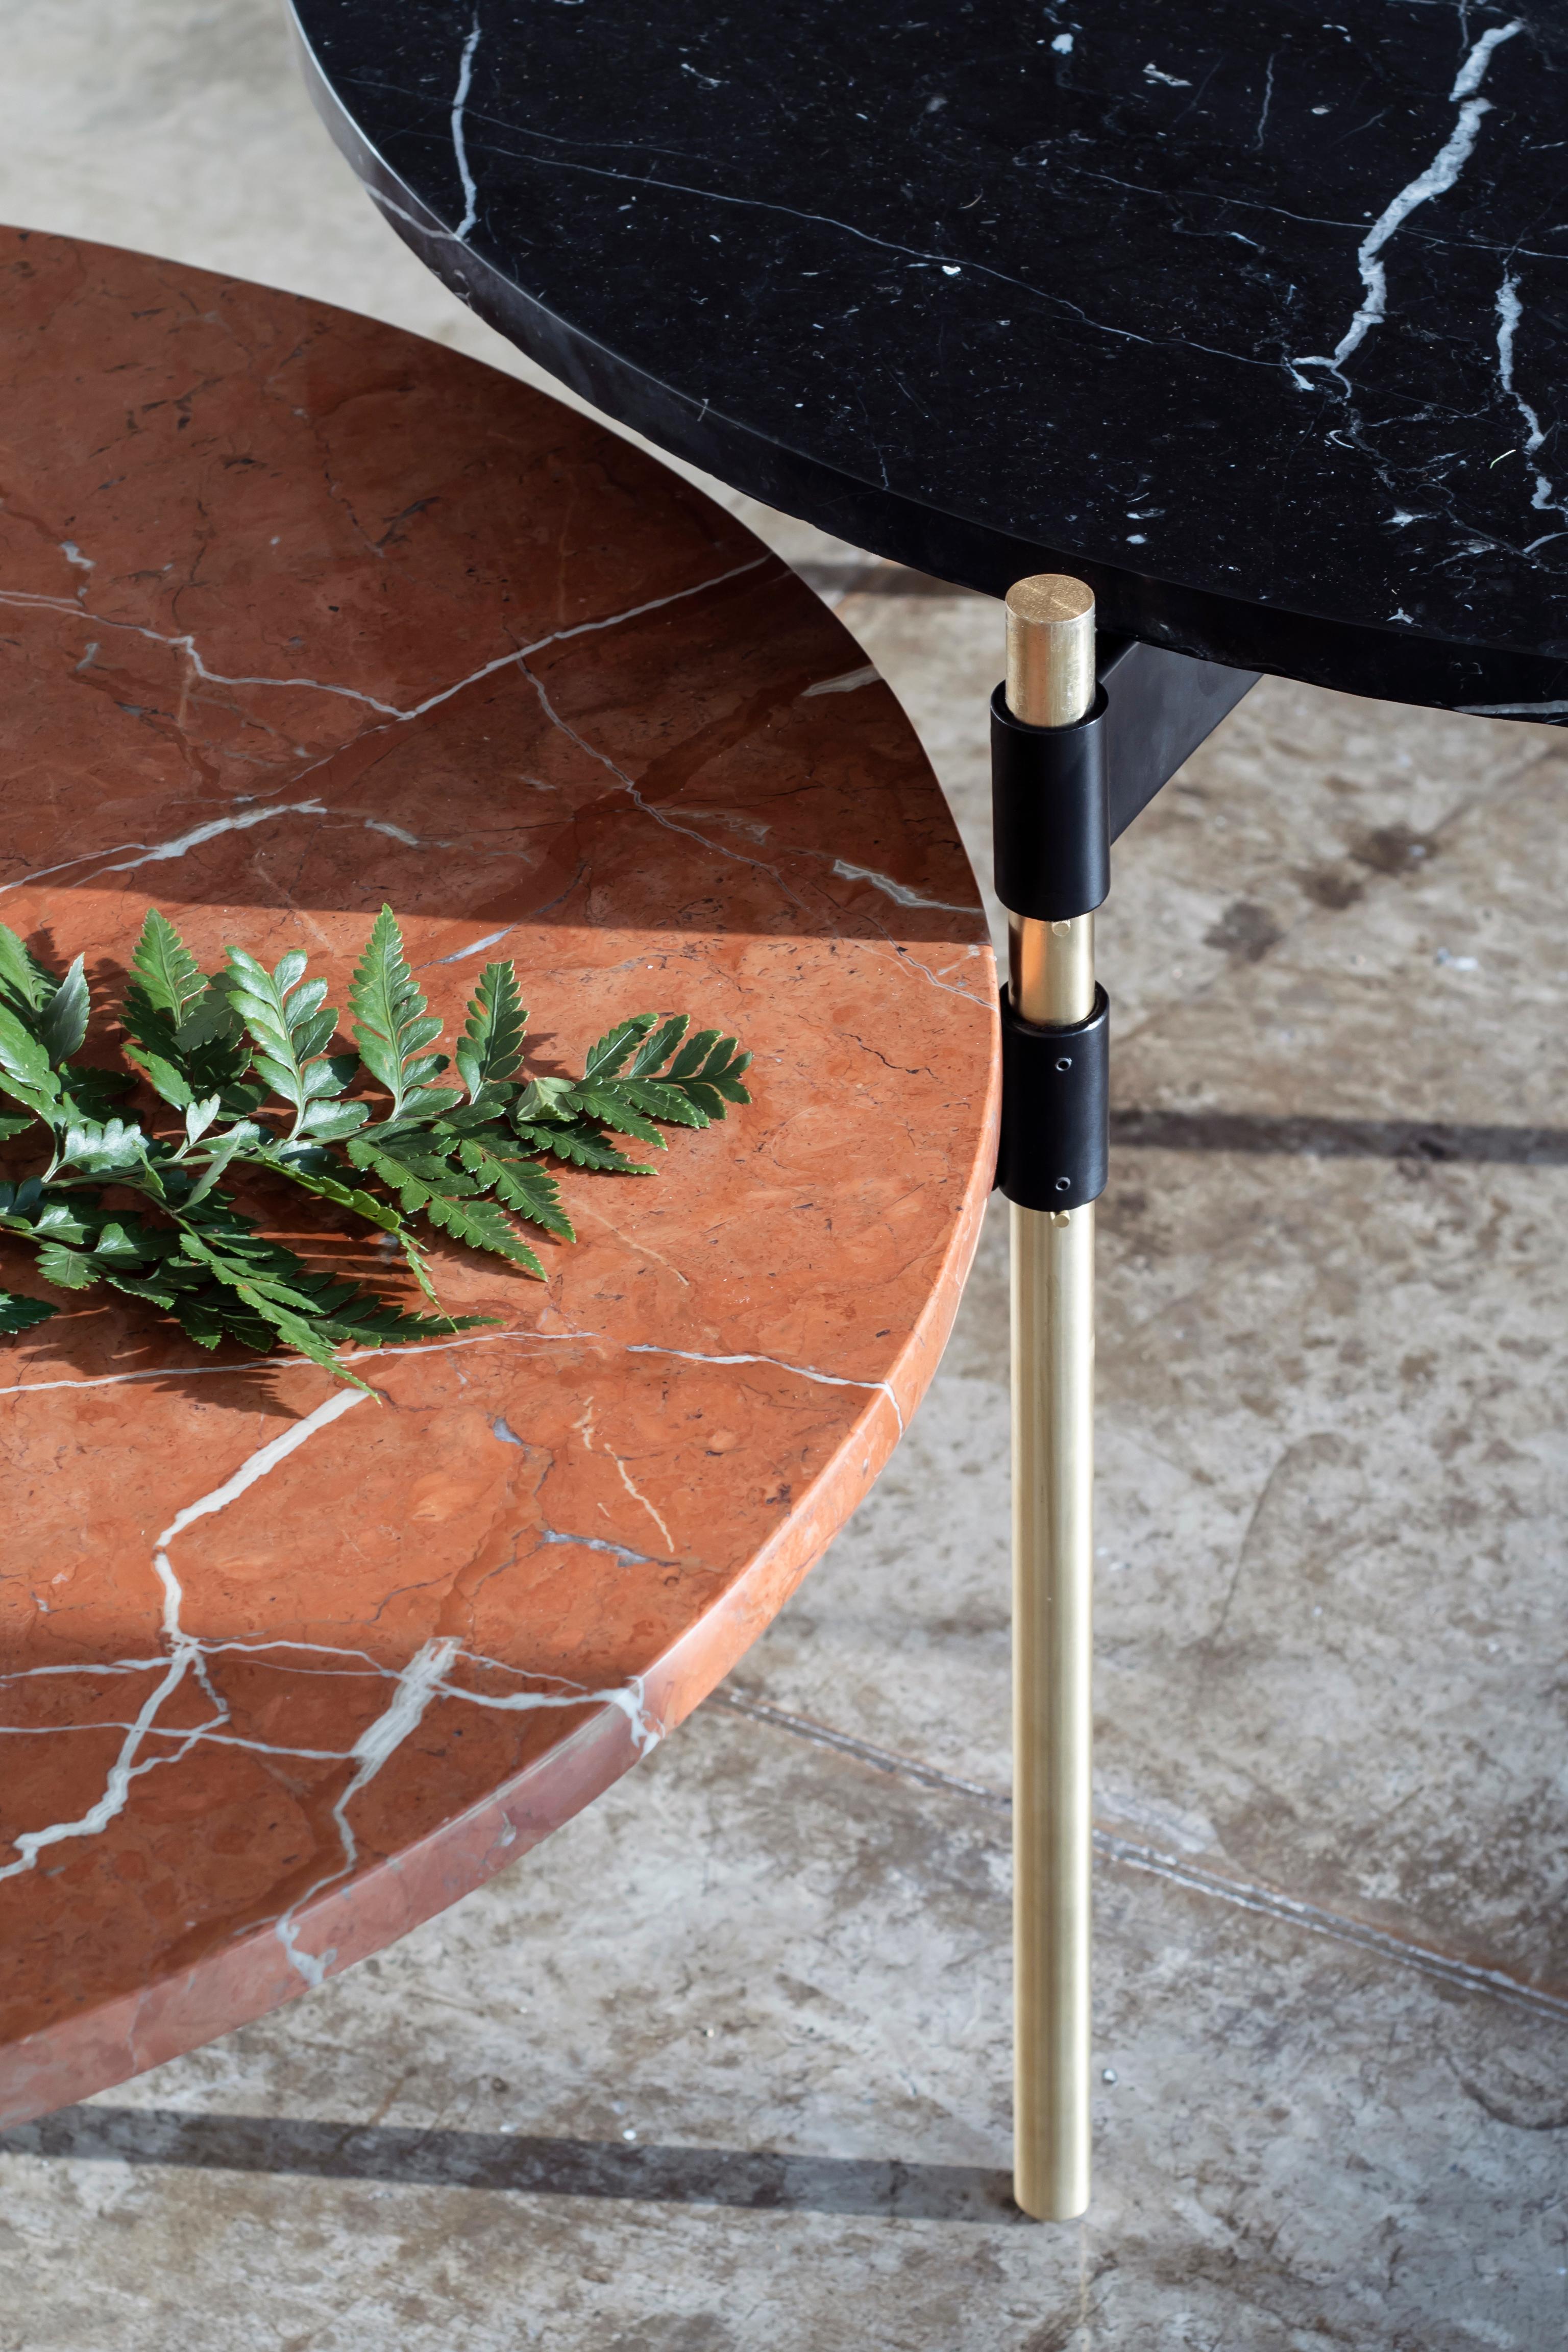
[291,1,1568,716]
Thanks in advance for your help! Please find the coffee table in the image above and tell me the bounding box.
[287,0,1568,2219]
[0,229,995,2131]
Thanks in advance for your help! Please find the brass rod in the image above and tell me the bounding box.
[1010,1193,1094,2219]
[1008,910,1095,1030]
[1004,573,1097,2223]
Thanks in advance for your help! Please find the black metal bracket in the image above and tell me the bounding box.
[994,638,1257,1208]
[991,683,1110,921]
[997,986,1109,1211]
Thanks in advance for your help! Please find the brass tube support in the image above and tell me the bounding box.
[1004,574,1096,2223]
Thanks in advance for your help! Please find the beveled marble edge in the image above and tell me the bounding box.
[0,1023,999,2131]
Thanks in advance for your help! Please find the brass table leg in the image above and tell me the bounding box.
[1004,577,1097,2222]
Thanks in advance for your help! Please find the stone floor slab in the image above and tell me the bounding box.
[5,1707,1565,2350]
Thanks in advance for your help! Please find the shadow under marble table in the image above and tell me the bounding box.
[287,0,1568,2218]
[0,229,996,2128]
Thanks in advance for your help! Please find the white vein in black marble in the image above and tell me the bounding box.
[290,0,1568,709]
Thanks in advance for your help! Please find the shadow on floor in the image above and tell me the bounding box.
[3,2106,1026,2223]
[1112,1109,1568,1165]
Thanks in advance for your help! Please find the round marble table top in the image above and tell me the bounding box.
[0,228,995,2127]
[291,0,1568,720]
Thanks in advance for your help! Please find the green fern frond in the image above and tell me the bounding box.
[419,1188,546,1278]
[349,905,447,1122]
[0,921,56,1020]
[0,1288,57,1333]
[0,904,748,1384]
[455,960,528,1100]
[456,1136,575,1240]
[510,1116,651,1173]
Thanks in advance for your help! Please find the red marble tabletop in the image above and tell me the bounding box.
[0,230,997,2126]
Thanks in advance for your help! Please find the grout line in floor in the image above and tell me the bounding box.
[710,1687,1568,2027]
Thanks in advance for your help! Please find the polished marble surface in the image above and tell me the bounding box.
[291,0,1568,713]
[2,16,1564,2336]
[0,227,995,2128]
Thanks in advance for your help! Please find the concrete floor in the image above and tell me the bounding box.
[3,6,1567,2346]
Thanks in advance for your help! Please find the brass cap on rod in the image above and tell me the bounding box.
[1004,574,1095,730]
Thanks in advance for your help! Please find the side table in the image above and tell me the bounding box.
[287,0,1568,2217]
[0,227,996,2127]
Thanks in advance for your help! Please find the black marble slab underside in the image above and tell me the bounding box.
[292,0,1568,716]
